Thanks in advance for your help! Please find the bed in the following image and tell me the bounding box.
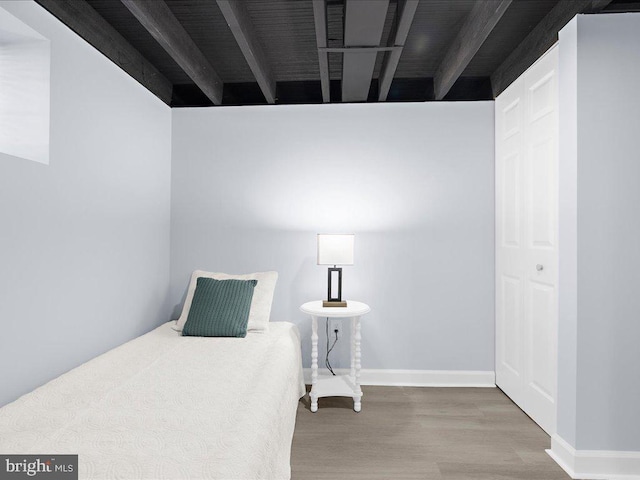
[0,321,305,479]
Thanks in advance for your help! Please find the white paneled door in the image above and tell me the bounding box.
[495,46,558,435]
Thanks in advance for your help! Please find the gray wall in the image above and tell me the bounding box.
[170,102,495,371]
[558,13,640,451]
[0,2,172,406]
[557,16,579,448]
[575,13,640,451]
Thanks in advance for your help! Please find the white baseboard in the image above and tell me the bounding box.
[303,368,495,387]
[547,434,640,480]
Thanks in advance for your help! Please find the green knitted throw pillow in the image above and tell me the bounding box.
[182,278,257,337]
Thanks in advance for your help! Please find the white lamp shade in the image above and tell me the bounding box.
[317,234,354,265]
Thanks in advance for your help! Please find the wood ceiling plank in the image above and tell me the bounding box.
[590,0,616,10]
[240,1,319,83]
[491,0,613,97]
[602,1,640,12]
[36,0,173,104]
[378,0,419,102]
[434,0,512,101]
[312,0,330,102]
[121,0,223,105]
[216,0,275,104]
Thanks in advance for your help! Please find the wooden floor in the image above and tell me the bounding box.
[291,386,570,480]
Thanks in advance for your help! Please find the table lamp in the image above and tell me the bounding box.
[317,234,354,307]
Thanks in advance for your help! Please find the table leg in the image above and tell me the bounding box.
[310,315,318,412]
[350,316,356,381]
[353,315,362,412]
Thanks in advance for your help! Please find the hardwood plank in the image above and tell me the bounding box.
[490,0,613,97]
[438,461,568,480]
[36,0,173,104]
[377,0,419,101]
[291,386,571,480]
[434,0,512,100]
[120,0,223,105]
[216,0,275,104]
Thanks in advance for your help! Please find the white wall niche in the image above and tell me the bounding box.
[0,6,50,165]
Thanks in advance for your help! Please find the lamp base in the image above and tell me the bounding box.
[323,300,348,308]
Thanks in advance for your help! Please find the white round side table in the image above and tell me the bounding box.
[300,300,371,412]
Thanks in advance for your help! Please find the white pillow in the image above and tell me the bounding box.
[175,270,278,332]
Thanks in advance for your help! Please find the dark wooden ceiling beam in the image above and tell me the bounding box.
[312,0,330,103]
[35,0,173,105]
[491,0,613,97]
[216,0,276,104]
[323,46,402,53]
[378,0,419,101]
[121,0,223,105]
[434,0,512,101]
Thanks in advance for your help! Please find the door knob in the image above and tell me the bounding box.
[536,264,544,271]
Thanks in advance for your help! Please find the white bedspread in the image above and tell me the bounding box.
[0,322,305,480]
